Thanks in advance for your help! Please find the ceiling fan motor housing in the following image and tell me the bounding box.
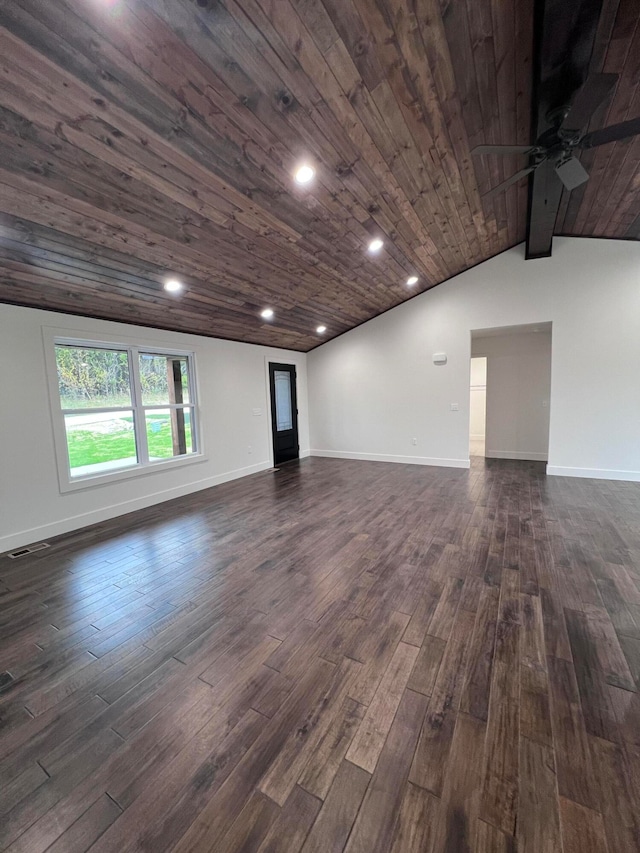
[554,155,590,191]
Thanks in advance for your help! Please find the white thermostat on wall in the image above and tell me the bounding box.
[432,352,447,365]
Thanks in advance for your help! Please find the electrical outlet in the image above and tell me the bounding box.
[450,402,459,411]
[248,445,252,455]
[411,437,417,446]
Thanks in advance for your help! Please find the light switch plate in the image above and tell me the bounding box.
[252,408,262,416]
[450,403,459,411]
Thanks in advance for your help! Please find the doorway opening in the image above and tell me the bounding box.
[268,362,300,466]
[469,356,487,458]
[470,322,552,462]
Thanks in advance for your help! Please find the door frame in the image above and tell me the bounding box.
[267,361,300,466]
[469,355,487,457]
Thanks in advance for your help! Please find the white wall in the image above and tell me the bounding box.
[469,357,487,441]
[308,238,640,481]
[0,305,309,552]
[472,331,551,461]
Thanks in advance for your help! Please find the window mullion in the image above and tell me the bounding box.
[130,346,148,465]
[188,355,198,452]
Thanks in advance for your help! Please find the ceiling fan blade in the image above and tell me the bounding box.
[560,73,619,131]
[581,117,640,148]
[472,144,538,156]
[483,165,538,198]
[554,156,589,191]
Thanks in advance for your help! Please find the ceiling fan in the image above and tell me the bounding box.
[472,73,640,198]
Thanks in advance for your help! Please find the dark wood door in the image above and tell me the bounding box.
[269,363,299,465]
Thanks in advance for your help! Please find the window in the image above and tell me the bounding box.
[51,339,200,487]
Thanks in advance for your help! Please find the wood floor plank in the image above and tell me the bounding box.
[388,782,439,853]
[0,762,49,818]
[406,634,446,698]
[517,736,562,852]
[547,654,600,810]
[214,790,280,853]
[427,575,465,641]
[409,608,476,796]
[347,609,410,706]
[429,711,487,852]
[258,656,361,805]
[346,641,419,773]
[256,785,322,853]
[300,760,371,853]
[344,688,429,853]
[582,604,637,691]
[474,818,518,852]
[520,592,553,746]
[44,793,122,853]
[559,796,610,853]
[591,735,640,853]
[540,586,573,661]
[460,585,499,721]
[480,619,520,835]
[297,697,366,800]
[608,683,640,746]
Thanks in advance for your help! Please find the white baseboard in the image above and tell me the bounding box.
[311,449,470,469]
[547,465,640,482]
[469,434,485,441]
[485,450,548,461]
[0,460,274,554]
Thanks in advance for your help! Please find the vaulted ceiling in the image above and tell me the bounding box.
[0,0,637,351]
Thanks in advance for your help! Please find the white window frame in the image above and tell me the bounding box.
[45,333,205,493]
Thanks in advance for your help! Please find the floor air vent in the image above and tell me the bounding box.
[7,542,50,559]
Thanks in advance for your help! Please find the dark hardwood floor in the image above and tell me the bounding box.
[1,456,640,852]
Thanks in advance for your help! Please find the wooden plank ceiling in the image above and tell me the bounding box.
[0,0,637,351]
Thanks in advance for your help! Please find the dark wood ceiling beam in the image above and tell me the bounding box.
[526,0,608,258]
[555,0,623,233]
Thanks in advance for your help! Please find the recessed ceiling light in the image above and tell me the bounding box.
[368,238,384,253]
[294,164,315,185]
[407,275,419,286]
[316,325,327,334]
[164,278,183,293]
[261,308,274,320]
